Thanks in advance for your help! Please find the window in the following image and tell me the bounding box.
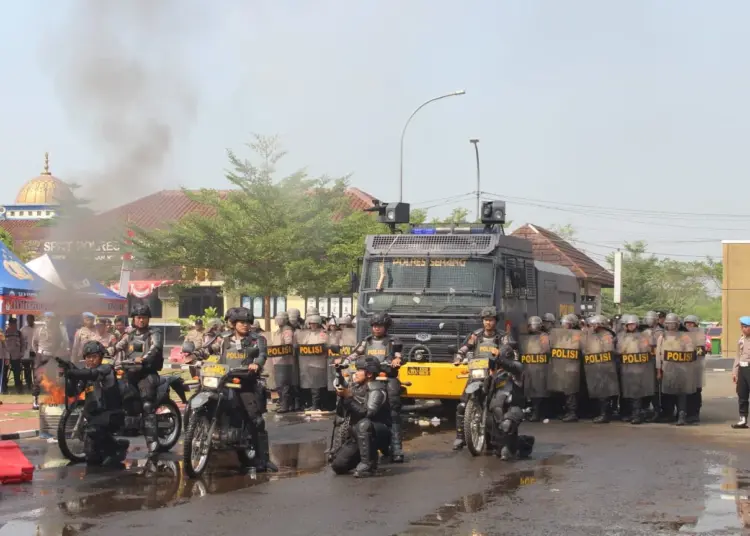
[503,256,535,300]
[178,287,224,318]
[128,293,163,318]
[19,211,24,217]
[46,211,52,216]
[9,211,14,216]
[239,296,286,318]
[36,211,41,216]
[305,296,354,318]
[363,258,494,291]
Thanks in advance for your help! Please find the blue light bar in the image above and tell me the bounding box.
[411,228,437,235]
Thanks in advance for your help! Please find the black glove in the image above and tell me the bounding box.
[55,357,73,370]
[29,351,36,358]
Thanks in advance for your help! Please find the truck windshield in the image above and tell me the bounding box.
[360,257,494,312]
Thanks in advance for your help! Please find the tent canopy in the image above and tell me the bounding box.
[0,242,46,293]
[25,254,127,316]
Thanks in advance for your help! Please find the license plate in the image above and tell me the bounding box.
[205,356,220,363]
[202,364,228,377]
[407,367,430,376]
[102,358,113,365]
[468,359,489,370]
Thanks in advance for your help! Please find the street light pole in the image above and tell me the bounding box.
[470,138,480,221]
[399,90,466,202]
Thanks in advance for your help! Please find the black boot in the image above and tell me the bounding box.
[562,394,579,422]
[528,398,542,422]
[353,431,376,478]
[293,387,303,412]
[253,428,279,473]
[630,398,643,425]
[592,398,610,423]
[453,403,465,450]
[311,388,323,411]
[143,413,159,454]
[676,410,687,426]
[517,435,535,459]
[390,420,405,463]
[277,385,292,414]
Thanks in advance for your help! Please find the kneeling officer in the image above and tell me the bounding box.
[57,341,128,466]
[330,357,391,478]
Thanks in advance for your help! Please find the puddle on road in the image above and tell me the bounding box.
[641,462,750,534]
[396,454,576,535]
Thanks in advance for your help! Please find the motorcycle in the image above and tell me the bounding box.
[182,362,263,478]
[455,355,513,456]
[57,357,186,463]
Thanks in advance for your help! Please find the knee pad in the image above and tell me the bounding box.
[505,406,524,423]
[492,406,505,423]
[500,419,514,433]
[142,401,154,414]
[456,402,466,416]
[355,418,373,435]
[253,416,265,431]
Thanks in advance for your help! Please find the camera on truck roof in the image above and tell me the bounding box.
[366,201,411,225]
[481,200,506,225]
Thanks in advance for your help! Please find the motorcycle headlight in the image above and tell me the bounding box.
[471,369,487,379]
[202,377,219,389]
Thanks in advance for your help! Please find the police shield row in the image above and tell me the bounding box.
[474,311,706,431]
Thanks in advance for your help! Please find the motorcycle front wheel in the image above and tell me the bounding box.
[464,397,487,457]
[155,399,182,452]
[183,412,212,478]
[57,401,88,463]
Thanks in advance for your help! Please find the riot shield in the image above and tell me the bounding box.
[339,327,358,346]
[267,344,298,389]
[691,329,707,391]
[659,331,699,395]
[519,333,550,398]
[582,331,619,399]
[546,328,582,395]
[297,343,328,389]
[617,332,655,399]
[327,343,355,391]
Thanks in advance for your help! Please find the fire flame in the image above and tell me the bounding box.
[39,373,67,405]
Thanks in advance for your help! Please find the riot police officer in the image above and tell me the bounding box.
[346,313,406,463]
[582,315,619,424]
[57,341,127,466]
[656,313,698,426]
[330,357,391,478]
[453,306,509,450]
[191,307,278,472]
[520,316,550,422]
[542,313,556,333]
[683,314,705,424]
[114,305,163,454]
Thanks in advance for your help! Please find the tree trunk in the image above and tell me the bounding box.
[264,295,271,332]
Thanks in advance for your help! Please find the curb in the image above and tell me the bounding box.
[0,429,40,441]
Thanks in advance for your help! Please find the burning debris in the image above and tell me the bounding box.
[39,372,67,406]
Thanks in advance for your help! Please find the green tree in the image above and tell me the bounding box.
[133,134,371,328]
[549,223,577,242]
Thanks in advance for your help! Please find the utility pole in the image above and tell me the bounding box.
[470,138,480,221]
[614,249,623,315]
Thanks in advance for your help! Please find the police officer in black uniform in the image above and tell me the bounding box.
[191,307,278,472]
[57,341,127,466]
[453,306,510,450]
[330,357,391,478]
[344,312,406,463]
[114,304,163,454]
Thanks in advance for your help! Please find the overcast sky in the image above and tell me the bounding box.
[0,0,748,265]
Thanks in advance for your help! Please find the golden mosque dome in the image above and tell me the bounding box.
[15,152,73,205]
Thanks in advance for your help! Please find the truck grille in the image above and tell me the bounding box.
[358,318,483,363]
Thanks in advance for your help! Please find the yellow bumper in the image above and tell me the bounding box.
[398,362,470,400]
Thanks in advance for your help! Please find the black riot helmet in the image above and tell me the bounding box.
[370,312,392,329]
[82,340,106,358]
[224,307,240,322]
[228,307,254,324]
[130,304,152,318]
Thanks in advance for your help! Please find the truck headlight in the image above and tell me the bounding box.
[470,369,487,379]
[202,377,219,389]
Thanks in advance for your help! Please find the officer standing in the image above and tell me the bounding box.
[541,313,556,333]
[656,313,698,426]
[453,306,508,450]
[287,308,303,330]
[183,319,205,350]
[519,316,550,422]
[4,319,25,394]
[547,313,583,422]
[294,314,329,411]
[56,341,127,466]
[732,316,750,429]
[330,357,391,478]
[31,312,70,410]
[683,315,705,424]
[270,312,297,413]
[616,314,655,425]
[113,305,163,454]
[71,313,97,363]
[582,315,619,424]
[92,317,117,357]
[20,315,38,394]
[346,313,406,463]
[190,307,277,472]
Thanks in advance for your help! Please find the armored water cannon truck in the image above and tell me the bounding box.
[355,200,580,411]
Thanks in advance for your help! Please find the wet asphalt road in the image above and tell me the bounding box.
[2,397,750,536]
